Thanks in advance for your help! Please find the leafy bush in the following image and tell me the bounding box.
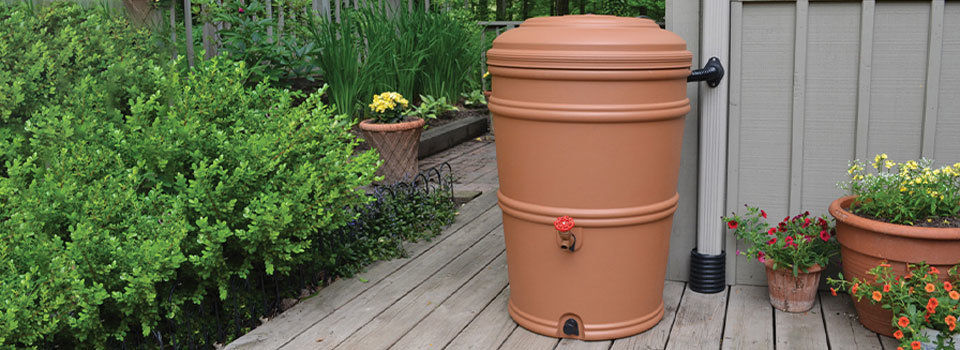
[1,58,380,347]
[842,155,960,226]
[212,0,318,86]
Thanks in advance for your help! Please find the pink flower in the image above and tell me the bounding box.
[760,209,767,218]
[802,218,811,228]
[819,230,831,241]
[238,7,245,13]
[767,237,777,245]
[757,251,766,263]
[784,236,797,248]
[767,227,777,235]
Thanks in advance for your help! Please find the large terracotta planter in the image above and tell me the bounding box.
[487,15,692,340]
[829,195,960,336]
[359,118,425,184]
[763,260,822,312]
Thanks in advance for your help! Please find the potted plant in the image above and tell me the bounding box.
[828,262,960,350]
[830,155,960,335]
[359,92,423,184]
[723,206,839,312]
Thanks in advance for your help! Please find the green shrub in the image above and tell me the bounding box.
[1,58,380,347]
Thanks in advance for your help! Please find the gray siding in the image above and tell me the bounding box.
[727,0,960,285]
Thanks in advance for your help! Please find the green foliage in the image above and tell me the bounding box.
[302,6,482,119]
[828,263,960,350]
[405,95,459,120]
[461,89,488,107]
[723,206,839,276]
[0,3,460,347]
[1,54,381,346]
[841,155,960,226]
[211,0,318,86]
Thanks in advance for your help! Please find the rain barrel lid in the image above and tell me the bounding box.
[486,15,692,70]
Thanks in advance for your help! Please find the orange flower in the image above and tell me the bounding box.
[893,330,904,340]
[872,291,883,302]
[951,290,960,300]
[945,281,953,291]
[880,261,892,268]
[897,347,903,350]
[851,283,860,294]
[898,316,911,328]
[883,284,891,293]
[946,315,957,331]
[927,297,939,314]
[930,266,940,275]
[912,341,922,350]
[910,287,915,294]
[830,287,837,296]
[926,283,936,293]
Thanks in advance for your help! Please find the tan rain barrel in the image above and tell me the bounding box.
[487,15,692,340]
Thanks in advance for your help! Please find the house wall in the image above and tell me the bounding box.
[725,0,960,285]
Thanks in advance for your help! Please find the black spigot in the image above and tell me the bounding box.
[687,56,725,88]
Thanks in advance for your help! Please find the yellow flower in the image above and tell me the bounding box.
[884,160,895,169]
[900,186,908,192]
[483,71,490,79]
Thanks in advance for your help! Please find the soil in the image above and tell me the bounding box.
[851,209,960,228]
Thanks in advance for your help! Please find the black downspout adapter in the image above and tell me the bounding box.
[687,56,725,88]
[689,249,725,294]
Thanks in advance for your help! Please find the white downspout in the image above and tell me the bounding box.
[696,0,730,258]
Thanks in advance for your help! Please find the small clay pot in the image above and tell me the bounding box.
[358,117,425,184]
[764,259,823,312]
[829,195,960,336]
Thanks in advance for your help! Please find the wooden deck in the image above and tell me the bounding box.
[227,138,899,350]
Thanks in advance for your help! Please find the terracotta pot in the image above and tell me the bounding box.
[487,15,692,340]
[829,195,960,336]
[483,91,492,100]
[763,260,823,312]
[358,118,425,184]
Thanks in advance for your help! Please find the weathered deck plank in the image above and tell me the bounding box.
[878,334,901,350]
[445,288,517,350]
[555,339,612,350]
[722,285,773,350]
[820,291,883,350]
[664,286,728,350]
[334,240,506,350]
[774,295,828,350]
[389,253,509,349]
[499,326,560,350]
[278,207,504,349]
[609,281,686,350]
[225,191,498,350]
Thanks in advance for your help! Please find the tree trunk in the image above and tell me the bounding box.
[169,1,177,60]
[555,0,568,15]
[183,0,195,67]
[495,0,508,20]
[478,0,488,20]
